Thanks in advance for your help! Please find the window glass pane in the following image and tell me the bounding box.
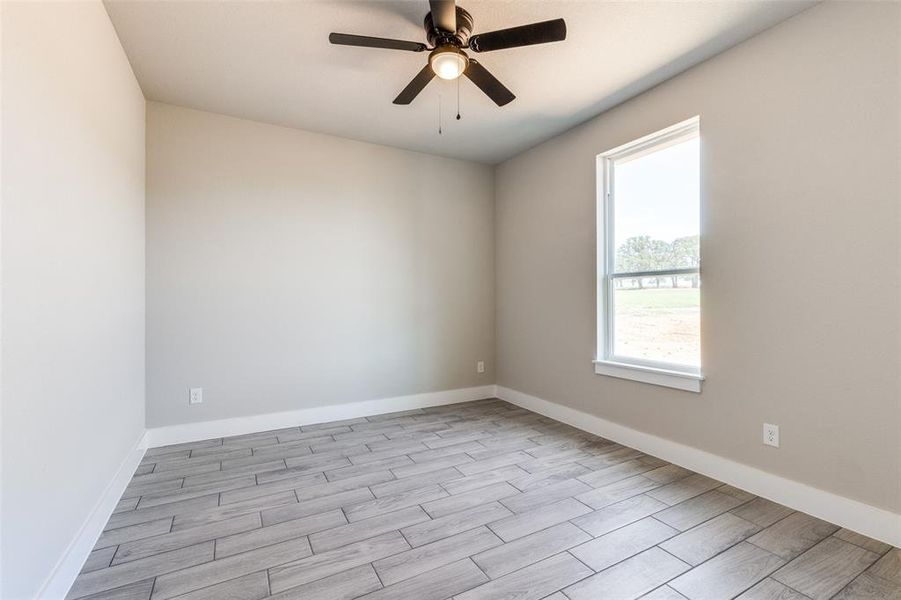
[613,138,700,274]
[607,130,700,369]
[613,277,700,367]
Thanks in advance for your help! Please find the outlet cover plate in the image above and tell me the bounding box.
[763,423,779,447]
[189,387,203,405]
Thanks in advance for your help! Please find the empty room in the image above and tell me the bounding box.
[2,0,900,598]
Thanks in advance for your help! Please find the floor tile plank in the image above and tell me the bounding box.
[571,494,668,537]
[82,547,117,573]
[216,509,345,558]
[373,526,501,586]
[357,558,487,600]
[500,478,591,513]
[423,481,519,518]
[169,571,269,600]
[659,512,760,566]
[736,577,814,599]
[565,547,689,600]
[646,474,723,507]
[309,506,428,552]
[342,484,446,522]
[571,517,679,572]
[832,572,901,600]
[509,462,590,492]
[78,579,154,600]
[577,459,656,488]
[390,452,475,478]
[105,496,220,531]
[834,529,893,555]
[576,475,660,510]
[152,537,311,600]
[96,518,174,550]
[747,512,839,560]
[114,513,260,564]
[370,467,462,498]
[456,552,592,600]
[869,549,901,585]
[171,491,296,531]
[669,542,784,600]
[268,531,409,593]
[401,501,513,547]
[68,542,214,599]
[218,472,324,505]
[772,537,880,599]
[293,471,393,501]
[138,475,258,509]
[264,564,382,600]
[654,490,746,531]
[473,522,589,578]
[440,465,528,495]
[730,498,794,528]
[488,497,591,542]
[639,586,690,599]
[260,488,372,526]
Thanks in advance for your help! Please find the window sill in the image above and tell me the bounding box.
[593,359,704,393]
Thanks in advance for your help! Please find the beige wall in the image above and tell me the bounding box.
[1,2,146,597]
[495,1,901,513]
[146,103,494,427]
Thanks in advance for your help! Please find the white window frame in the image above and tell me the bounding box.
[595,117,704,393]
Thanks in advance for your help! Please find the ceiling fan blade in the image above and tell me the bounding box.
[429,0,457,33]
[464,59,515,106]
[329,33,427,52]
[393,64,436,104]
[469,18,566,53]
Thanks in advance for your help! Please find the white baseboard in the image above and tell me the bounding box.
[36,431,148,600]
[496,385,901,548]
[145,385,498,448]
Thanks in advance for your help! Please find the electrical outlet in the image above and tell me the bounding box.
[476,360,485,374]
[763,423,779,447]
[189,387,203,405]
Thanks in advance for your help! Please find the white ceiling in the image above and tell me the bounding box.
[105,0,814,164]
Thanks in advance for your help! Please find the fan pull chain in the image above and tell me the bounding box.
[456,77,461,120]
[438,94,442,135]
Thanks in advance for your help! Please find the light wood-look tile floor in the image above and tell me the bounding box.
[69,399,900,600]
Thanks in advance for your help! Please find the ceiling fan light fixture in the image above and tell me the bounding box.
[330,1,567,106]
[430,47,468,80]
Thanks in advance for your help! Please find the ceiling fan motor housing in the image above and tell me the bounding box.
[424,6,473,47]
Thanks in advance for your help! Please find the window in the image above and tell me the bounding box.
[596,118,703,392]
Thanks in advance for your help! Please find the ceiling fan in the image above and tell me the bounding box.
[329,0,566,107]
